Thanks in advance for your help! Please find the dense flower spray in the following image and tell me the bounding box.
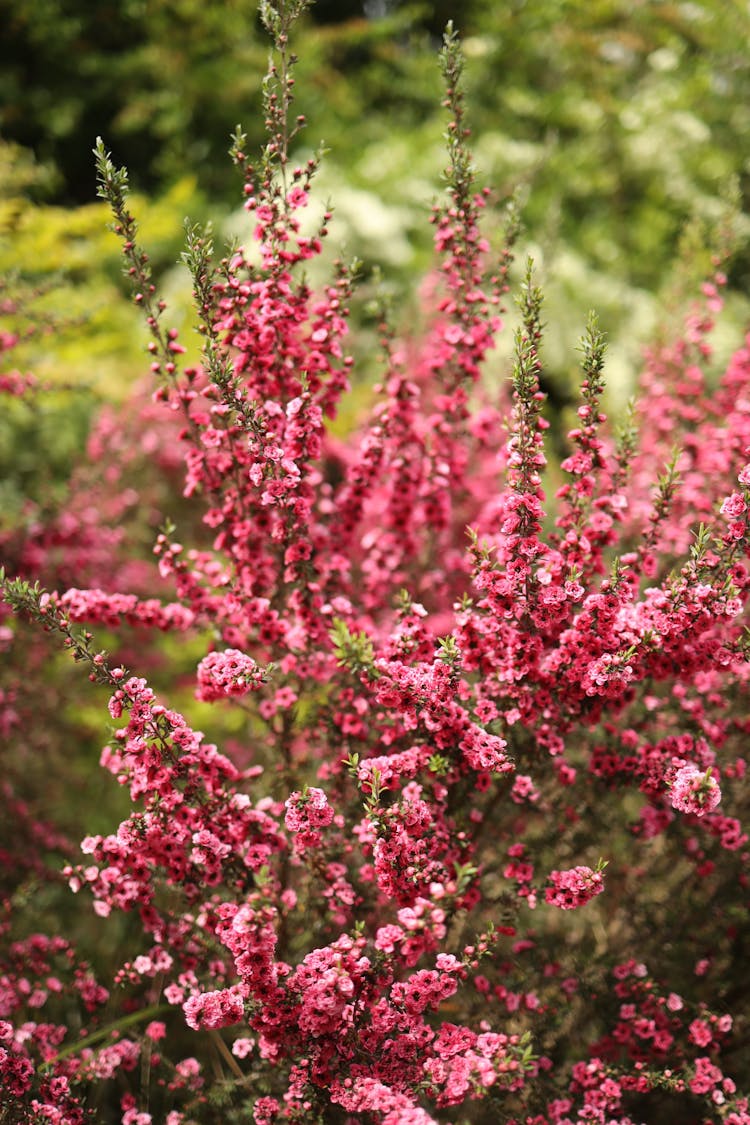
[2,2,750,1123]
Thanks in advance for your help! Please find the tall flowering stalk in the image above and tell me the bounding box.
[2,2,750,1123]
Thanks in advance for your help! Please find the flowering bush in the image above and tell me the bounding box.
[2,2,750,1123]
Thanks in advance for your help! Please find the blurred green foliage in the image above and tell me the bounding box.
[465,0,750,283]
[2,0,748,387]
[0,141,206,389]
[2,0,750,467]
[0,384,94,529]
[4,2,749,259]
[0,0,265,203]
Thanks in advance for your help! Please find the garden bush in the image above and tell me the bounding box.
[2,2,750,1122]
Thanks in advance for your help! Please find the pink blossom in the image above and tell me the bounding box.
[689,1018,713,1047]
[284,786,334,848]
[669,764,721,817]
[183,987,245,1030]
[545,866,605,910]
[196,648,264,701]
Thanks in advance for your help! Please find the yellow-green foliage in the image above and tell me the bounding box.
[1,144,202,396]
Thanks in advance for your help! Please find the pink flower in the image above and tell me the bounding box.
[689,1056,723,1094]
[284,786,334,848]
[720,491,748,519]
[196,649,264,701]
[253,1097,280,1125]
[183,987,245,1030]
[232,1037,255,1058]
[689,1018,713,1047]
[545,866,605,910]
[669,764,721,817]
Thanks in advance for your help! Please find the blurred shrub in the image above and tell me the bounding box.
[3,0,750,412]
[0,140,205,392]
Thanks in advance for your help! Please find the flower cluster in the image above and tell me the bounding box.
[2,4,750,1125]
[669,763,722,818]
[284,786,335,849]
[195,648,266,701]
[544,865,606,911]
